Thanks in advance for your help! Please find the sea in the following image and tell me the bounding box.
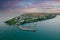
[0,13,60,40]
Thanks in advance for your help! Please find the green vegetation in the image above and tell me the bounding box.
[4,13,56,25]
[5,18,17,25]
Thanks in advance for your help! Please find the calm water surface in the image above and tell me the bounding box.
[0,15,60,40]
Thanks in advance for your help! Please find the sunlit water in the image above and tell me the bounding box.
[0,15,60,40]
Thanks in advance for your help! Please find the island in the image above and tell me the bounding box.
[4,13,56,31]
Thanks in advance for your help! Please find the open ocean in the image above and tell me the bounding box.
[0,14,60,40]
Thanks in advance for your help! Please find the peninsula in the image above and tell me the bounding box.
[4,13,56,31]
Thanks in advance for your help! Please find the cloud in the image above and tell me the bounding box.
[1,0,60,13]
[18,1,60,13]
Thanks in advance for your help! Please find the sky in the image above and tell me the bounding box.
[0,0,60,13]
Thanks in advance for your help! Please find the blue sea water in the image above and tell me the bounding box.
[0,15,60,40]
